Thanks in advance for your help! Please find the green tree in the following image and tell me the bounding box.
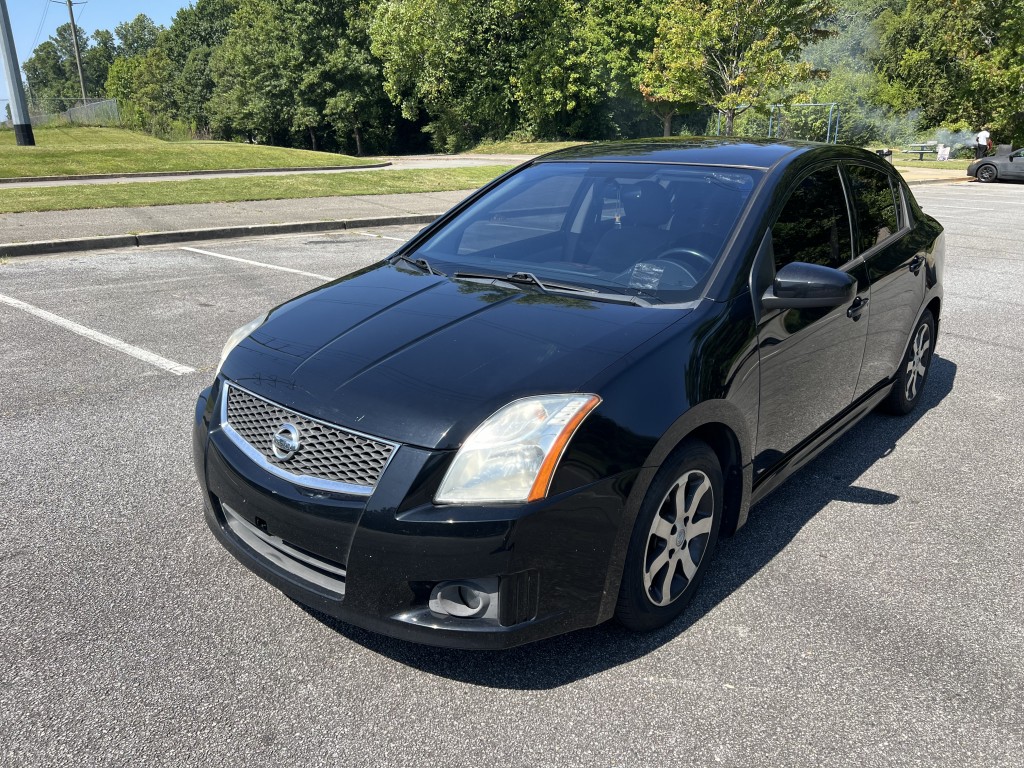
[371,0,520,150]
[163,0,238,68]
[371,0,635,150]
[211,0,392,153]
[641,0,835,135]
[83,29,117,95]
[875,0,1024,141]
[105,56,145,128]
[107,1,236,136]
[132,44,180,134]
[23,23,116,108]
[785,1,918,145]
[114,14,163,58]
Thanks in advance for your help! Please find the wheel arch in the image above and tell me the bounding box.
[926,296,941,338]
[597,400,754,622]
[977,162,999,181]
[682,422,746,537]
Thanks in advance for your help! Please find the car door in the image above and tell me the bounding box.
[1005,150,1024,180]
[753,165,871,477]
[844,164,924,398]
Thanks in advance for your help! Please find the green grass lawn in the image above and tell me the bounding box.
[892,158,973,171]
[0,165,513,214]
[466,139,588,155]
[0,126,376,178]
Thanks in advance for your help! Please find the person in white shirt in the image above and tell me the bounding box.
[975,127,991,159]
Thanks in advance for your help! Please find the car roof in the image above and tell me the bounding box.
[533,138,817,170]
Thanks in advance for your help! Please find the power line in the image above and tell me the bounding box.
[31,0,50,51]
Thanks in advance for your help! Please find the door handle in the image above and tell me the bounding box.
[909,255,924,276]
[847,296,869,320]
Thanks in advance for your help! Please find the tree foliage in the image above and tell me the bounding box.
[370,0,661,150]
[114,15,163,59]
[19,0,1024,151]
[642,0,836,135]
[875,0,1024,141]
[209,0,391,154]
[23,24,115,108]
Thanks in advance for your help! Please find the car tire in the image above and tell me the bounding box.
[883,309,935,416]
[615,439,723,632]
[976,163,998,183]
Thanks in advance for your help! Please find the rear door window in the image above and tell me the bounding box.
[845,165,903,253]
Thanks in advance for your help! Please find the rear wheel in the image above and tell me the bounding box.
[976,164,998,183]
[616,440,723,631]
[883,310,935,415]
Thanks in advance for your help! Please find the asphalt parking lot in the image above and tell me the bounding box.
[2,184,1022,767]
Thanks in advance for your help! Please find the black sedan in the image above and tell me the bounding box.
[193,140,944,649]
[968,147,1024,182]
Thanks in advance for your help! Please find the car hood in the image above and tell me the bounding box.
[221,262,689,449]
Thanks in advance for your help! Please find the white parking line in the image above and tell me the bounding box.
[181,246,331,280]
[349,230,407,242]
[0,293,196,376]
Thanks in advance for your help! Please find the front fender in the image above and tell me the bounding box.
[593,398,755,622]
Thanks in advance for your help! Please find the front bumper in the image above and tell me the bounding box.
[193,383,633,649]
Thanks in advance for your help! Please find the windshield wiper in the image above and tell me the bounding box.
[585,291,653,307]
[452,270,596,294]
[452,270,654,305]
[391,253,445,276]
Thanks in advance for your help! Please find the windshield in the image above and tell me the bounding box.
[410,161,761,304]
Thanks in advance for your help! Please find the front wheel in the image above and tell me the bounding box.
[976,164,998,183]
[615,440,723,632]
[883,310,935,415]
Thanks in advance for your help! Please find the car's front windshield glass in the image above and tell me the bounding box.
[410,161,761,304]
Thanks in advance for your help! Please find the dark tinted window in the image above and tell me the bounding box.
[773,167,852,271]
[846,165,901,252]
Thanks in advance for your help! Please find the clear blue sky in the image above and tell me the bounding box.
[2,0,189,101]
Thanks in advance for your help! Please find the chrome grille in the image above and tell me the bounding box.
[223,384,396,493]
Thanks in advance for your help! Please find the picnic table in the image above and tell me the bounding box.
[901,142,938,161]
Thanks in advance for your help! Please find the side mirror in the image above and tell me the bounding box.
[761,261,857,311]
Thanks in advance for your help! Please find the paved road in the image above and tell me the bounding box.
[1,185,1022,766]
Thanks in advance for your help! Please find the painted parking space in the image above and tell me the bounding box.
[2,201,1023,766]
[0,227,412,375]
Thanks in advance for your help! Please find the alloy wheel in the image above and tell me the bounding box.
[905,321,932,401]
[642,469,715,606]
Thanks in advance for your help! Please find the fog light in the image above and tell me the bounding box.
[429,579,499,619]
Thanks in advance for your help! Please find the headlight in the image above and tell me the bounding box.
[215,313,268,378]
[435,394,601,504]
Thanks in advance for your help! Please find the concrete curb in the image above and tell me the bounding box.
[0,213,440,258]
[906,176,973,186]
[0,162,391,186]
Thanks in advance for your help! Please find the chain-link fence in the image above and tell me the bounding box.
[2,97,120,128]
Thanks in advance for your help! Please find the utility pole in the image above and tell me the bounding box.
[65,0,87,102]
[0,0,35,145]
